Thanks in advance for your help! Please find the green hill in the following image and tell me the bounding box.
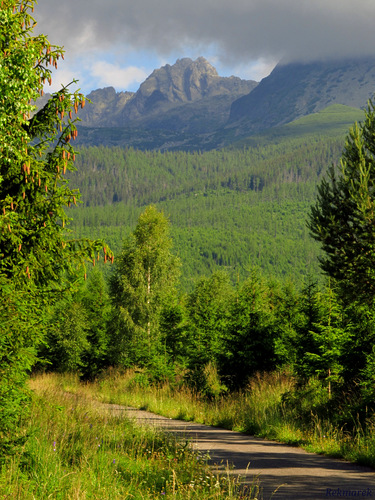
[229,104,365,148]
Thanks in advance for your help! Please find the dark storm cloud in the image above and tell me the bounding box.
[35,0,375,64]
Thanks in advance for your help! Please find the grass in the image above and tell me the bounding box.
[58,368,375,469]
[0,374,259,499]
[232,104,365,149]
[9,369,375,498]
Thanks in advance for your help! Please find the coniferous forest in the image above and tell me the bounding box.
[67,136,345,288]
[2,1,375,497]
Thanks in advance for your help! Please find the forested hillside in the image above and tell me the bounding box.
[67,116,354,288]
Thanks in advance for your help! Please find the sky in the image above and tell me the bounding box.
[33,0,375,95]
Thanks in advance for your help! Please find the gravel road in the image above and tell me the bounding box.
[103,404,375,500]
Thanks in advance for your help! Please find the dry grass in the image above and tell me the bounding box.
[55,367,375,469]
[0,373,258,499]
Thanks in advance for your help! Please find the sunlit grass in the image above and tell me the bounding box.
[60,368,375,469]
[0,374,258,499]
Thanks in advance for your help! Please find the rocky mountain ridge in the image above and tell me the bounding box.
[77,57,258,132]
[42,55,375,151]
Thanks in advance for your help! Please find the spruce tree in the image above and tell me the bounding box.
[308,101,375,304]
[0,0,112,457]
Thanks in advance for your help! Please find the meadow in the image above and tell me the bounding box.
[0,374,257,499]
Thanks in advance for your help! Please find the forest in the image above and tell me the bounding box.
[67,136,345,288]
[2,1,375,497]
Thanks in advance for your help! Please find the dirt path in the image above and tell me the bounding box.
[103,403,375,500]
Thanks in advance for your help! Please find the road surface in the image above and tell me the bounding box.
[103,403,375,499]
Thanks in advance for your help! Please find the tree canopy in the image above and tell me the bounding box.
[108,206,181,368]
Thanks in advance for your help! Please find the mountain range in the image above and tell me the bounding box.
[77,57,257,134]
[71,55,375,151]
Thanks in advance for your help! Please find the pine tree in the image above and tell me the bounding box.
[308,101,375,304]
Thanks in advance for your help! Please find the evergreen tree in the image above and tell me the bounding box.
[295,282,347,397]
[220,271,277,388]
[308,101,375,304]
[80,269,111,379]
[45,293,90,373]
[0,0,112,457]
[186,271,233,368]
[108,206,180,368]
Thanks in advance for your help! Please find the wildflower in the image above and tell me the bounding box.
[113,459,116,464]
[53,441,56,451]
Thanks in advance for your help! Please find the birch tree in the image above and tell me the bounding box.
[109,206,180,367]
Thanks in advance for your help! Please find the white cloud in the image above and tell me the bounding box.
[44,66,81,94]
[90,62,148,90]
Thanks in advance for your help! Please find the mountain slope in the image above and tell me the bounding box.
[228,57,375,136]
[229,104,365,149]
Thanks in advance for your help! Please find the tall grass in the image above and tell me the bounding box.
[0,374,258,499]
[62,368,375,469]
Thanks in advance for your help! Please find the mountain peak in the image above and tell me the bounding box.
[120,57,255,122]
[135,57,219,105]
[75,57,257,132]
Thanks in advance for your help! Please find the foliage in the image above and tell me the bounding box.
[220,271,279,388]
[44,292,89,373]
[108,206,181,368]
[80,269,112,378]
[303,285,347,393]
[0,277,44,458]
[0,1,112,287]
[0,0,112,459]
[186,271,233,366]
[159,302,187,364]
[39,270,111,377]
[309,100,375,304]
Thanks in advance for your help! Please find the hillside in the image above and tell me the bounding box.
[68,105,363,289]
[228,104,365,148]
[228,57,375,136]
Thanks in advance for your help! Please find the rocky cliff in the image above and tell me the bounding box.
[78,57,258,133]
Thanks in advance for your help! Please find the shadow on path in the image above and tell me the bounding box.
[105,404,375,500]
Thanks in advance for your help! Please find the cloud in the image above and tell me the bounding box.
[34,0,375,94]
[90,62,148,90]
[45,66,81,94]
[35,0,375,65]
[228,59,278,83]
